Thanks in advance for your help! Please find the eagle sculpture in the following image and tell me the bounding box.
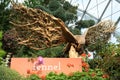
[9,4,116,58]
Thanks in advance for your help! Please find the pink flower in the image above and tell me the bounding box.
[37,56,44,64]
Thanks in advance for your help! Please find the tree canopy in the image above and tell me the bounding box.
[0,0,11,31]
[24,0,78,24]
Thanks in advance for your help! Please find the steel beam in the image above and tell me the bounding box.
[97,0,111,22]
[80,0,91,21]
[78,9,98,20]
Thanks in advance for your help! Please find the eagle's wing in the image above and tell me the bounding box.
[10,4,77,50]
[84,20,116,51]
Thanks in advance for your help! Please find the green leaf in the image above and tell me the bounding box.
[0,50,6,57]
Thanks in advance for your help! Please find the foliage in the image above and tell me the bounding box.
[53,7,66,22]
[69,27,81,35]
[46,72,68,80]
[13,46,37,57]
[0,0,11,31]
[88,43,120,80]
[2,29,18,53]
[42,70,109,80]
[89,57,120,80]
[48,0,60,11]
[24,70,109,80]
[0,65,24,80]
[26,74,41,80]
[24,0,78,24]
[0,31,6,65]
[75,19,95,29]
[114,31,120,43]
[36,45,65,58]
[2,29,40,58]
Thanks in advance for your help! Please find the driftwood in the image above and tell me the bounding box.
[10,4,116,58]
[10,4,77,50]
[85,20,116,45]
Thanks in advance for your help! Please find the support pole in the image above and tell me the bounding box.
[80,0,91,21]
[97,0,111,23]
[115,16,120,26]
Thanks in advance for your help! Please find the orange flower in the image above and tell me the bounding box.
[71,64,74,67]
[69,72,73,76]
[30,58,35,63]
[67,63,71,68]
[41,75,46,80]
[81,53,86,57]
[54,71,58,74]
[85,68,89,72]
[27,69,31,74]
[102,74,109,78]
[81,59,85,63]
[85,64,89,68]
[30,71,37,75]
[37,70,42,75]
[82,62,87,67]
[91,72,96,77]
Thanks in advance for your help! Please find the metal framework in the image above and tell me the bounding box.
[80,0,91,21]
[115,0,120,3]
[74,0,120,23]
[77,9,98,20]
[97,0,111,22]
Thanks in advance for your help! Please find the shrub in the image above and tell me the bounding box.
[26,74,41,80]
[0,31,6,65]
[88,43,120,80]
[46,72,68,80]
[0,31,6,58]
[2,29,18,53]
[0,65,24,80]
[44,71,109,80]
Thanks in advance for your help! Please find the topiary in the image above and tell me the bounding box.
[48,0,61,11]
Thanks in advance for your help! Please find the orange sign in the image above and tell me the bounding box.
[10,58,82,77]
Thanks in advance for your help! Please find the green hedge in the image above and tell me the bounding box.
[25,70,109,80]
[0,66,109,80]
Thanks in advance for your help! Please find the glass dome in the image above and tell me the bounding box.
[67,0,120,23]
[66,0,120,43]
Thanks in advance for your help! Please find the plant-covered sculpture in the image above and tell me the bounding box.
[10,4,116,58]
